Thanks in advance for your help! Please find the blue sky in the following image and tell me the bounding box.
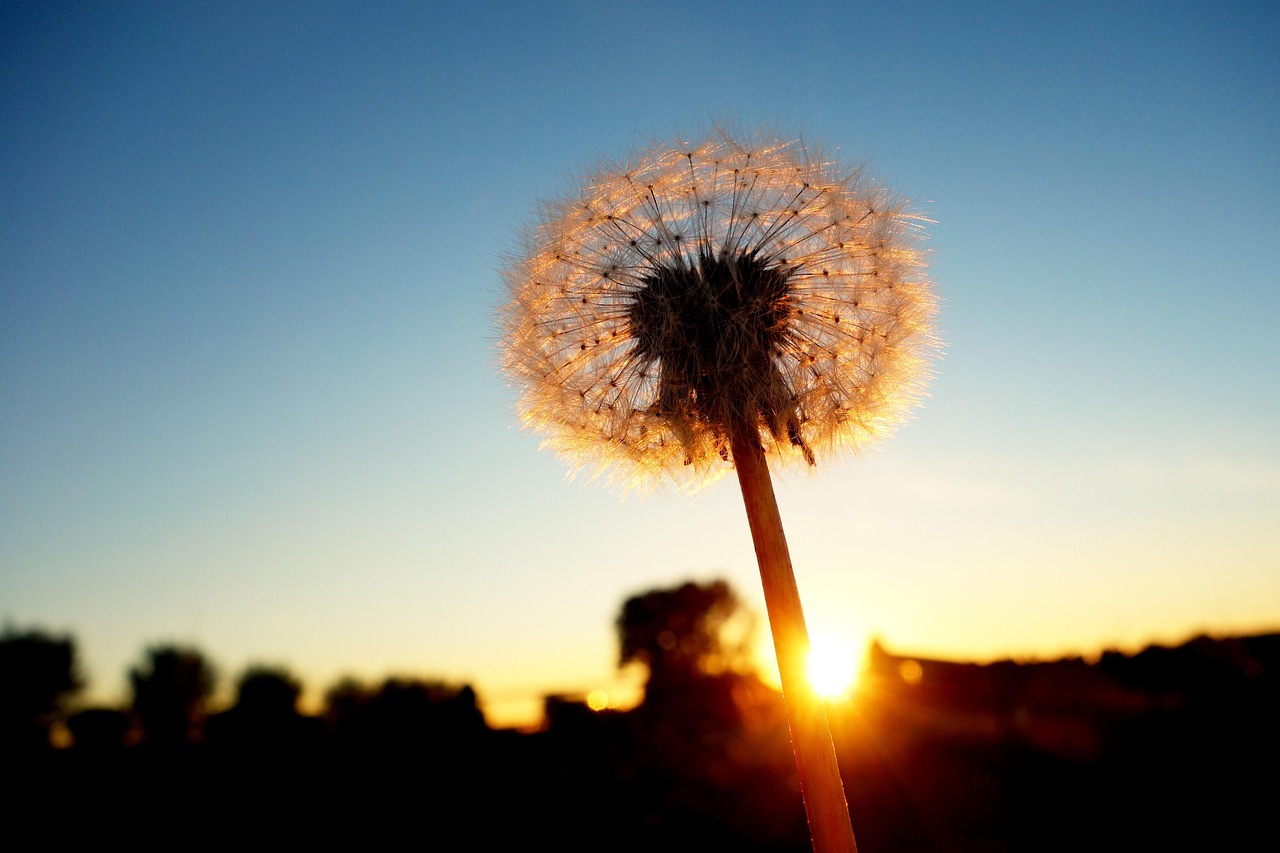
[3,1,1277,726]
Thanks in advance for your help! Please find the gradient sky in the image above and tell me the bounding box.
[3,1,1278,727]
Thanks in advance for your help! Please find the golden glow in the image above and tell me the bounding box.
[586,690,609,711]
[807,631,860,697]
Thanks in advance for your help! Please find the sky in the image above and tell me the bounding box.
[3,1,1278,728]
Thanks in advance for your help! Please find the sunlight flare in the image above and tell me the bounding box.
[808,631,860,697]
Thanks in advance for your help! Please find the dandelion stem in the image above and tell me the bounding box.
[731,423,858,853]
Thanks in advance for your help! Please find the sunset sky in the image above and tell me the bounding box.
[3,1,1277,727]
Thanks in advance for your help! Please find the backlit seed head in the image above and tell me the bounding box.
[500,128,938,490]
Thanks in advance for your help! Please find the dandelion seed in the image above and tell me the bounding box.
[498,127,938,853]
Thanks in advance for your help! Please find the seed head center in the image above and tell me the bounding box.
[627,250,794,430]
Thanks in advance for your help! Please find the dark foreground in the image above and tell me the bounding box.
[9,632,1279,851]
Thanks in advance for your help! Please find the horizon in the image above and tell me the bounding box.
[13,594,1276,731]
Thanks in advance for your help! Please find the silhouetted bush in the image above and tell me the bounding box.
[130,644,215,748]
[0,627,81,753]
[207,665,321,753]
[324,675,487,758]
[67,707,129,752]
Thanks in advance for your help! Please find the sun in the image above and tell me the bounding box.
[807,631,860,698]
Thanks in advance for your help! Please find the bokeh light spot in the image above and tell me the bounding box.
[899,659,924,685]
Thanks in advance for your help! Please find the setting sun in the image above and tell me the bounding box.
[807,632,860,698]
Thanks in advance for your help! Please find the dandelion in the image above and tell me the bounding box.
[499,128,938,853]
[502,128,935,491]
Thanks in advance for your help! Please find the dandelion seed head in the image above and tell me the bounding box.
[500,128,938,491]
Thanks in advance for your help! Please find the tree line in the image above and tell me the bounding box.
[2,579,755,756]
[0,630,491,753]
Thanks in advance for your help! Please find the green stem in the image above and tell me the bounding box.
[730,424,858,853]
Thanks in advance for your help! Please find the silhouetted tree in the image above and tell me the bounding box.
[614,581,801,846]
[0,627,82,753]
[618,579,751,689]
[130,644,215,747]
